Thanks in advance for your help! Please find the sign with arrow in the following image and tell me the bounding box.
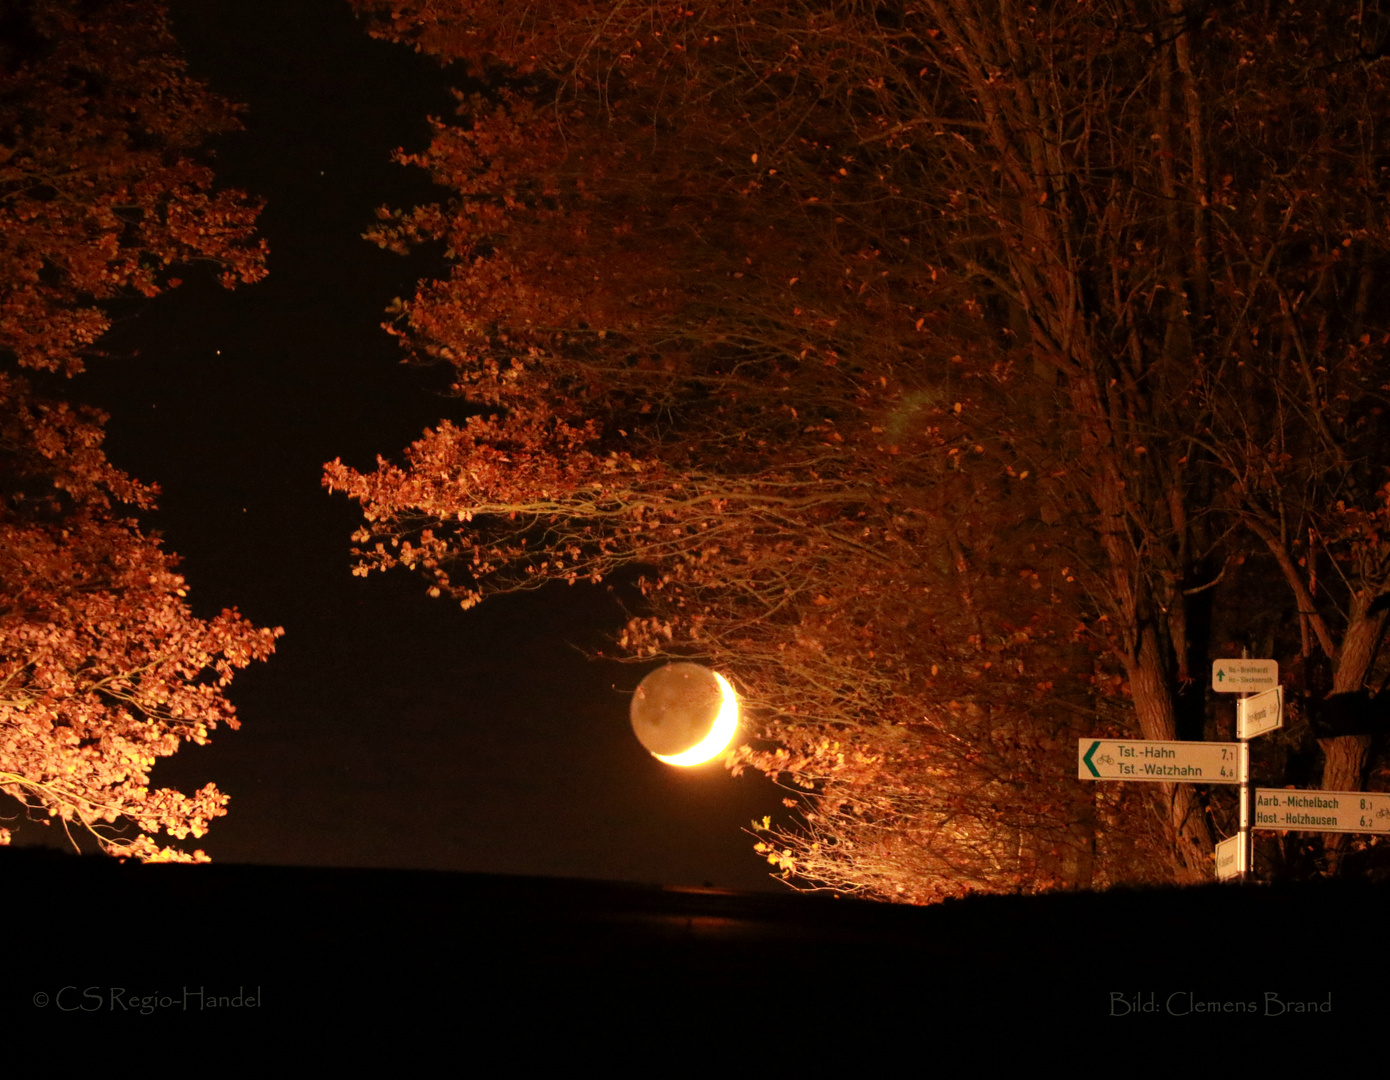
[1211,659,1278,693]
[1078,739,1241,784]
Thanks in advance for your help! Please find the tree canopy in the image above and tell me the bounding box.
[0,0,279,861]
[331,0,1390,894]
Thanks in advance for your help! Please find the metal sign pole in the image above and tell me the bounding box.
[1238,648,1252,881]
[1239,735,1251,881]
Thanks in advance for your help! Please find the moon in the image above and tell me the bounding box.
[629,663,740,767]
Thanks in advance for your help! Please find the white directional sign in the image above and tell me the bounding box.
[1078,739,1241,784]
[1237,687,1283,739]
[1215,833,1246,881]
[1211,659,1278,693]
[1254,788,1390,834]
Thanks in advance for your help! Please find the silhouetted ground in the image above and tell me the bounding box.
[7,847,1374,1057]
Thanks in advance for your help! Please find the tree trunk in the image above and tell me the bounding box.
[1125,623,1213,882]
[1324,604,1386,791]
[1067,366,1213,881]
[1064,787,1097,890]
[1320,604,1387,868]
[1319,735,1373,798]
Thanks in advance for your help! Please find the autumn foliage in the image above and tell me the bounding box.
[1,0,278,861]
[333,1,1390,894]
[0,0,266,375]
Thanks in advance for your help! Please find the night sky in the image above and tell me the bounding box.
[14,0,790,889]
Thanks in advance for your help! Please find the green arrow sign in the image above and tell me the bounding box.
[1211,658,1277,693]
[1077,739,1241,783]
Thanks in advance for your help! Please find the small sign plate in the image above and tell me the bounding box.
[1212,659,1278,693]
[1237,687,1283,739]
[1215,833,1245,881]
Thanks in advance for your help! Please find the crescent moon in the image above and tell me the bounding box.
[653,671,740,767]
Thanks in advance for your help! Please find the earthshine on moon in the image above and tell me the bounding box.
[629,663,739,767]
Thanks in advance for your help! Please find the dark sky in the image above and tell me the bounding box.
[16,0,790,889]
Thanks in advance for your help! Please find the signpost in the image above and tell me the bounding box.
[1078,658,1389,882]
[1078,739,1241,784]
[1211,657,1279,881]
[1254,788,1390,835]
[1211,659,1278,693]
[1237,687,1283,740]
